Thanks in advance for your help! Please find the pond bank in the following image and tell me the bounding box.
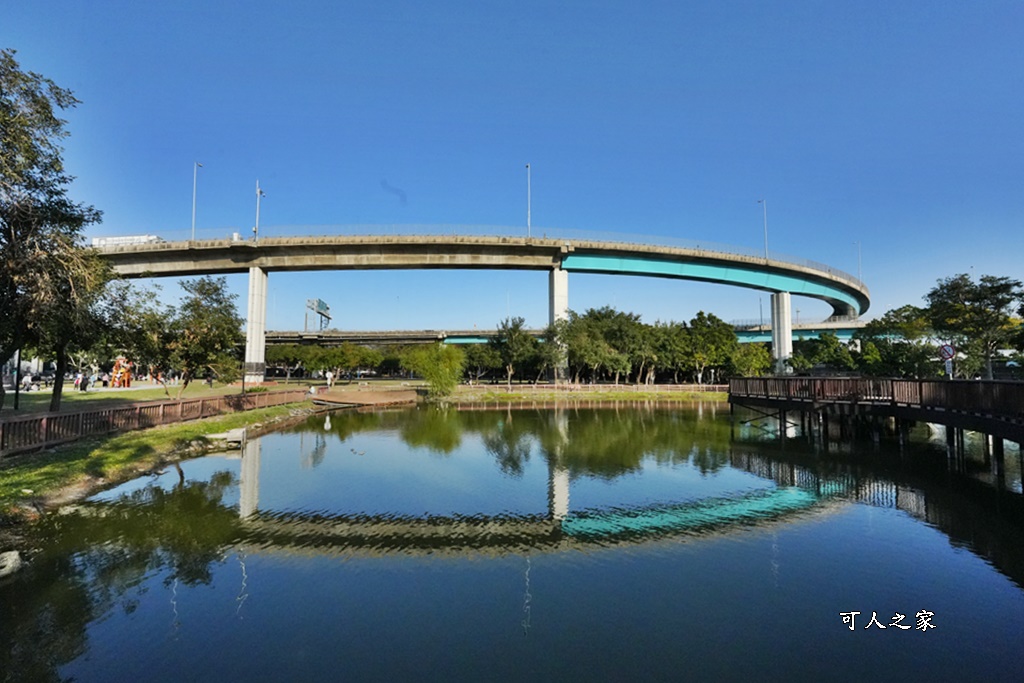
[0,402,321,552]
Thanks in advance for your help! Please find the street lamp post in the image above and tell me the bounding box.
[854,240,862,282]
[758,198,768,259]
[253,180,265,241]
[191,162,203,241]
[526,163,531,238]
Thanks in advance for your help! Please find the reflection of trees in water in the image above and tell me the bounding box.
[481,410,534,477]
[0,472,242,681]
[295,403,734,479]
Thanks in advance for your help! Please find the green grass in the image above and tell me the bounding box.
[0,382,257,415]
[0,403,303,513]
[454,388,728,403]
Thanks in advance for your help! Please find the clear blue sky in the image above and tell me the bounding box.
[6,1,1023,332]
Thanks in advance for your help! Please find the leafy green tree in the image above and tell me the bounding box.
[265,343,309,380]
[0,49,102,411]
[492,316,536,389]
[464,342,501,383]
[580,306,642,384]
[564,311,615,383]
[686,311,738,384]
[169,276,244,396]
[34,250,116,410]
[100,281,176,381]
[855,305,938,377]
[653,321,691,383]
[401,343,466,398]
[789,332,856,374]
[727,343,772,378]
[924,273,1024,379]
[531,323,566,384]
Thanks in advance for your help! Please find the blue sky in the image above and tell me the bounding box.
[6,1,1023,332]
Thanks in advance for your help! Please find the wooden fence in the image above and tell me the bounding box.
[729,377,1024,423]
[0,389,311,459]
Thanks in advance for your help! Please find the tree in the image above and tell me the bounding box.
[924,274,1024,379]
[464,342,501,383]
[654,321,691,383]
[1,49,102,411]
[34,250,116,410]
[531,323,566,384]
[168,277,244,396]
[265,344,309,381]
[789,332,856,374]
[401,343,465,398]
[727,343,772,378]
[855,305,938,378]
[109,283,176,372]
[492,316,535,389]
[686,311,738,384]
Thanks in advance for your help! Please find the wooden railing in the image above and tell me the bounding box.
[0,389,311,458]
[729,377,1024,423]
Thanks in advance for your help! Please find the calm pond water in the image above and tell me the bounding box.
[3,402,1024,682]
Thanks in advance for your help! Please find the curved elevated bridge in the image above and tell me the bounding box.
[94,231,870,381]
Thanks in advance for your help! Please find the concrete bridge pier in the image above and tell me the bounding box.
[548,462,570,521]
[245,266,268,384]
[549,266,569,381]
[770,292,793,373]
[240,435,261,519]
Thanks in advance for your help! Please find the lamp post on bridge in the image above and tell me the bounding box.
[758,198,768,259]
[253,180,265,242]
[191,162,202,241]
[526,163,531,238]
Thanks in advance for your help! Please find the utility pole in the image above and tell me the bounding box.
[758,199,768,259]
[191,162,202,241]
[526,163,531,238]
[253,180,265,242]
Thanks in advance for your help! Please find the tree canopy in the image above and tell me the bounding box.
[1,49,102,410]
[168,276,244,395]
[924,273,1024,379]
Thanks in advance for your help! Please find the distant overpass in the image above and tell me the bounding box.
[265,318,868,347]
[93,230,870,380]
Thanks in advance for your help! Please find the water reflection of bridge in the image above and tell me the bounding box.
[233,426,1024,589]
[235,430,839,557]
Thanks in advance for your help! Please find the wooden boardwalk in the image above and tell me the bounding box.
[729,377,1024,444]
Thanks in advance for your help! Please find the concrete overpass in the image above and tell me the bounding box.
[95,233,871,382]
[263,318,869,347]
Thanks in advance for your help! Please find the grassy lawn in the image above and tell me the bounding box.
[455,388,728,403]
[0,380,317,415]
[0,403,306,514]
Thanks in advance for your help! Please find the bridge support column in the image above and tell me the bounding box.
[244,266,268,384]
[240,436,261,519]
[549,266,568,325]
[548,463,570,521]
[770,292,793,374]
[549,266,569,381]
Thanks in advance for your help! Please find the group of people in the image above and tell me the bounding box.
[70,357,135,392]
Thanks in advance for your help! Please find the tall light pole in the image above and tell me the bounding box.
[854,240,862,282]
[758,198,768,259]
[253,180,265,241]
[191,162,203,241]
[526,163,531,238]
